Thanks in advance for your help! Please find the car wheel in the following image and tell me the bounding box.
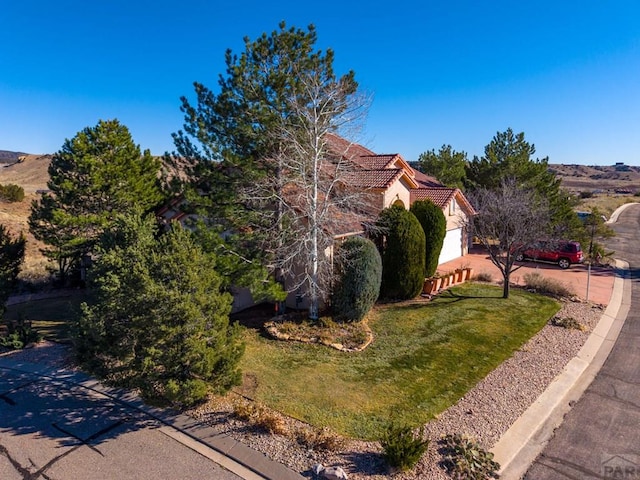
[558,258,570,269]
[515,253,524,262]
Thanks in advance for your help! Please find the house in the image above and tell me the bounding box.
[410,186,476,264]
[326,135,476,265]
[159,136,476,312]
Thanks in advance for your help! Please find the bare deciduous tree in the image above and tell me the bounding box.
[464,178,550,298]
[244,68,373,319]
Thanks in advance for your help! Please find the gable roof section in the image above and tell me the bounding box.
[411,187,456,208]
[344,168,408,190]
[411,187,476,215]
[325,133,376,159]
[352,154,398,170]
[326,134,475,217]
[410,167,443,188]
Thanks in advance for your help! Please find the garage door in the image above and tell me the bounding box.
[438,228,462,265]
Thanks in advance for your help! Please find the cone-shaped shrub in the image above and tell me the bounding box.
[376,205,426,300]
[332,236,382,322]
[410,199,446,277]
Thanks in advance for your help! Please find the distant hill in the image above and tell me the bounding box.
[549,163,640,194]
[0,150,29,164]
[1,150,637,196]
[0,154,52,193]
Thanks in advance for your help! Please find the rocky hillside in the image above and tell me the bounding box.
[0,150,28,164]
[2,150,638,195]
[549,163,640,194]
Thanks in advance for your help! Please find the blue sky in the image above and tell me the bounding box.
[1,1,639,165]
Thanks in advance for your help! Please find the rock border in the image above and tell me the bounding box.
[263,318,374,353]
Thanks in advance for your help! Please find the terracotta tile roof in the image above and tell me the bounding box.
[410,167,443,187]
[326,134,474,217]
[325,133,376,159]
[411,187,477,215]
[343,168,405,189]
[351,154,399,170]
[411,187,457,208]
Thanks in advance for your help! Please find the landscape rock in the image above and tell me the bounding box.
[322,465,348,480]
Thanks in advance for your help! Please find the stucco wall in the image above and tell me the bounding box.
[382,177,413,209]
[443,197,470,255]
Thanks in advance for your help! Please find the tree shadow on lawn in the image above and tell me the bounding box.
[393,289,504,311]
[230,303,275,329]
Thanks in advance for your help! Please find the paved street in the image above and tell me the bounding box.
[524,203,640,479]
[0,366,243,480]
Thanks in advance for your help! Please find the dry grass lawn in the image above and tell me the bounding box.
[577,194,638,218]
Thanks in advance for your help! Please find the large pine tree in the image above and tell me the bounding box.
[29,119,165,284]
[75,213,243,406]
[466,128,581,238]
[172,22,366,318]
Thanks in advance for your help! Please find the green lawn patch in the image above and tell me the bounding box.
[239,283,560,440]
[3,294,87,343]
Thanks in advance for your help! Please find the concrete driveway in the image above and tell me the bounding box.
[438,246,615,306]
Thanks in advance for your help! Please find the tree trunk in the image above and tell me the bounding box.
[309,143,320,321]
[503,271,510,298]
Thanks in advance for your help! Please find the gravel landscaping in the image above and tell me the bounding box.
[2,298,606,479]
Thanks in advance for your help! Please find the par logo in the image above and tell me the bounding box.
[602,454,640,479]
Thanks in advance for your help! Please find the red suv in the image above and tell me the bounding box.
[515,241,584,269]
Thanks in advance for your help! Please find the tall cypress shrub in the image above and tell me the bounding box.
[376,205,426,300]
[410,200,447,277]
[332,236,382,322]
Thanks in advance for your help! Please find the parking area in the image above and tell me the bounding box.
[438,246,616,306]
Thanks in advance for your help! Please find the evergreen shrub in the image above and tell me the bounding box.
[410,199,446,277]
[0,183,25,202]
[381,423,429,472]
[332,236,382,322]
[376,205,426,300]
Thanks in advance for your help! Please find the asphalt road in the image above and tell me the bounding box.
[524,203,640,479]
[0,367,243,480]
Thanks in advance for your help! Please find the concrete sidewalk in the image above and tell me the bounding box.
[0,357,305,480]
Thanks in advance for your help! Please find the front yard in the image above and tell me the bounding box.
[238,283,560,440]
[2,284,561,442]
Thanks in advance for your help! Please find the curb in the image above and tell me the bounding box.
[605,202,638,224]
[491,259,631,479]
